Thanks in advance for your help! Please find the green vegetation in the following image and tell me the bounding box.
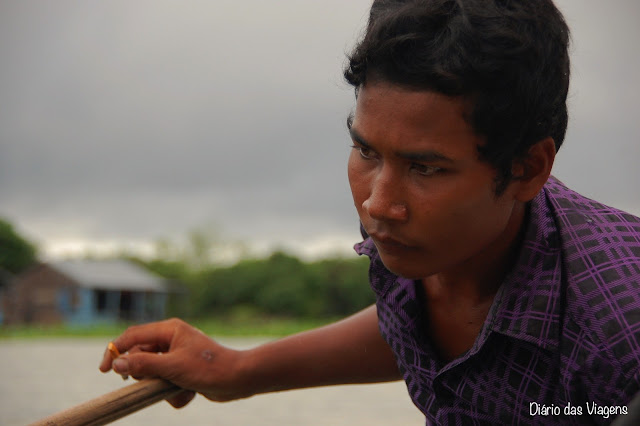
[1,221,375,338]
[0,322,130,339]
[191,313,338,337]
[131,250,375,328]
[0,314,336,339]
[173,252,375,319]
[0,217,37,273]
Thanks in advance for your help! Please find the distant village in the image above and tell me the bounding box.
[1,217,373,326]
[0,218,175,327]
[1,259,174,326]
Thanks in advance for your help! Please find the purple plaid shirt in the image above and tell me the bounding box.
[355,177,640,425]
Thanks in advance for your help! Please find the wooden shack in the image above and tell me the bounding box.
[3,259,171,326]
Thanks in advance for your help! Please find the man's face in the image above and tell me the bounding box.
[347,81,523,280]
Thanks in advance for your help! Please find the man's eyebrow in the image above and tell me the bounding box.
[349,127,371,148]
[349,127,455,163]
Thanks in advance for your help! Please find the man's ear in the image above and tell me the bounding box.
[512,137,556,202]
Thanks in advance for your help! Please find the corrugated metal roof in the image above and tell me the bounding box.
[51,259,169,292]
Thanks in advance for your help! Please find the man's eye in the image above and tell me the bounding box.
[412,163,441,176]
[351,145,374,160]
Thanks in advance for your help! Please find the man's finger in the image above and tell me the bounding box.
[99,319,179,372]
[113,351,177,381]
[128,343,164,355]
[113,320,177,353]
[99,345,114,372]
[166,390,196,409]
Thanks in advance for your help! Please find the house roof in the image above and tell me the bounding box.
[51,259,169,292]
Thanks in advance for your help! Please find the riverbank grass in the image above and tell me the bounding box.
[0,314,336,339]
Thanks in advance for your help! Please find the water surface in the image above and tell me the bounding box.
[0,338,424,425]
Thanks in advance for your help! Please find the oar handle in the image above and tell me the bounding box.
[29,378,182,426]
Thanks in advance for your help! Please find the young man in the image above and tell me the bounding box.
[100,0,640,423]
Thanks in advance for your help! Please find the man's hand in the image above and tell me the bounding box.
[99,318,252,408]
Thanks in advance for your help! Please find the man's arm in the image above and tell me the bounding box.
[99,304,401,407]
[241,304,401,394]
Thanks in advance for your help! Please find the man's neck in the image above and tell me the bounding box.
[420,201,529,363]
[421,201,528,306]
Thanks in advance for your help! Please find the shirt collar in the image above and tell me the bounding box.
[354,236,376,258]
[482,181,563,352]
[354,178,564,353]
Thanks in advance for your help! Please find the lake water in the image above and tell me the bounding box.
[0,338,424,425]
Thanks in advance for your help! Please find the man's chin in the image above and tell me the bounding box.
[379,255,428,281]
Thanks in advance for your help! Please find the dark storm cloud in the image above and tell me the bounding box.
[0,0,368,253]
[0,0,638,257]
[552,0,640,211]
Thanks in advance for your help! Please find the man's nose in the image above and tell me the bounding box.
[362,169,408,222]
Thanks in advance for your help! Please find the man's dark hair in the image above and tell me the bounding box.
[344,0,571,193]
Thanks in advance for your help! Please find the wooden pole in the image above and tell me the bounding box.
[29,378,182,426]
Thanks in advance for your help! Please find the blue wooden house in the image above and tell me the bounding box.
[4,259,172,326]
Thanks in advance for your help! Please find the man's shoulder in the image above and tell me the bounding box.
[543,176,640,269]
[544,176,640,230]
[543,177,640,357]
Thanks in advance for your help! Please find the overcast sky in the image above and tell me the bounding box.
[1,0,639,261]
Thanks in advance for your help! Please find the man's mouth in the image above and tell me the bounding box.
[368,231,417,253]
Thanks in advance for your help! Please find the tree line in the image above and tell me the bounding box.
[137,251,374,320]
[0,218,375,320]
[0,218,37,274]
